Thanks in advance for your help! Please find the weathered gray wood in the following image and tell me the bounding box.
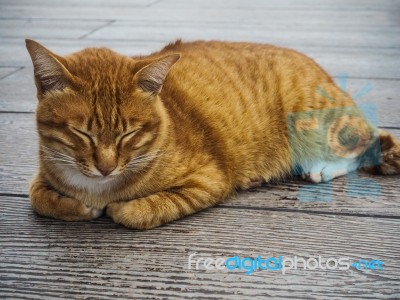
[1,0,399,12]
[86,21,400,48]
[304,48,400,80]
[1,195,399,299]
[0,0,158,8]
[5,15,399,49]
[1,0,397,11]
[347,78,400,128]
[0,68,36,112]
[0,113,399,218]
[156,0,400,11]
[232,174,400,216]
[1,4,398,27]
[0,67,20,79]
[0,19,111,40]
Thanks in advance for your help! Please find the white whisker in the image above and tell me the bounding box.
[40,145,77,169]
[125,150,164,170]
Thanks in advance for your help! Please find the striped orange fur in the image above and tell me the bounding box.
[26,39,400,229]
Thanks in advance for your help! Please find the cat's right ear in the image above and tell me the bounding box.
[25,39,76,96]
[134,54,180,95]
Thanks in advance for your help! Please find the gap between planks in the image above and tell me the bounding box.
[3,193,400,220]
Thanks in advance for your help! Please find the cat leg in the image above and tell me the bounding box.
[106,170,230,229]
[29,175,102,221]
[106,187,226,229]
[242,177,265,190]
[301,159,359,183]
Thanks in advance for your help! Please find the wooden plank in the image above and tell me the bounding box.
[156,0,400,11]
[346,78,400,128]
[0,68,36,112]
[0,19,111,40]
[303,48,400,81]
[0,4,398,28]
[0,67,20,79]
[231,174,400,216]
[1,0,397,11]
[0,113,399,217]
[0,114,37,196]
[0,0,157,7]
[0,196,399,298]
[86,21,400,48]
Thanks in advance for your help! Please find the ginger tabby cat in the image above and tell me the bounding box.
[26,39,400,229]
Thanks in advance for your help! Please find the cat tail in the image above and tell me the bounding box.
[361,130,400,175]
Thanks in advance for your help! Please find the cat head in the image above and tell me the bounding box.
[26,39,180,180]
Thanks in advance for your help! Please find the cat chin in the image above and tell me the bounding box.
[61,167,118,195]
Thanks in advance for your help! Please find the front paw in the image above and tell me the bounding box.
[106,200,156,230]
[31,194,103,221]
[54,197,103,221]
[87,206,103,219]
[30,176,103,221]
[106,201,123,220]
[106,202,128,225]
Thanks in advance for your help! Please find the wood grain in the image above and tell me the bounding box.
[1,3,399,27]
[0,19,111,40]
[1,195,399,299]
[231,174,400,216]
[0,0,157,7]
[0,67,21,80]
[156,0,400,11]
[86,21,400,48]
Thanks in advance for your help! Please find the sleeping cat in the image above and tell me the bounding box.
[26,39,400,229]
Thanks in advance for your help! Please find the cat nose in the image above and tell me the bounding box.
[96,162,116,176]
[95,146,117,176]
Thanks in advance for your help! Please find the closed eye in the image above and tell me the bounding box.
[118,128,141,145]
[122,129,140,140]
[70,127,94,142]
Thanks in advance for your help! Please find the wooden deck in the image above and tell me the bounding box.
[1,0,400,298]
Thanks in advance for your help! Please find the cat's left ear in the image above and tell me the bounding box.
[134,54,180,95]
[25,39,77,97]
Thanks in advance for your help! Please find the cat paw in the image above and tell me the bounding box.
[106,201,123,220]
[301,159,359,183]
[106,200,158,230]
[60,199,103,221]
[106,201,135,227]
[89,207,103,219]
[302,172,323,183]
[30,177,104,221]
